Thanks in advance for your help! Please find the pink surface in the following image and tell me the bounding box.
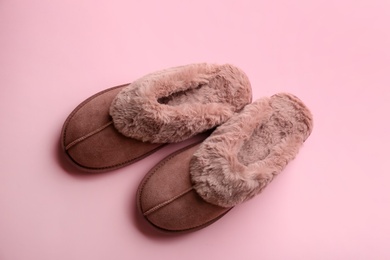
[1,0,389,259]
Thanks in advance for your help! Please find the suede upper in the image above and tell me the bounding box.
[61,85,166,171]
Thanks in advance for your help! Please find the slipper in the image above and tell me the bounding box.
[61,63,252,172]
[136,93,313,232]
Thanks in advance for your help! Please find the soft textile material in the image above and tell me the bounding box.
[109,63,252,143]
[190,93,313,208]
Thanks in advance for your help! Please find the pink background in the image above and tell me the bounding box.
[1,0,389,259]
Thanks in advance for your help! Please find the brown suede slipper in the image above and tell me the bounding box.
[137,93,313,232]
[61,63,252,172]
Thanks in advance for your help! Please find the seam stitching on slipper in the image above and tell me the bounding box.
[137,141,203,213]
[143,187,194,216]
[61,84,167,171]
[65,121,113,150]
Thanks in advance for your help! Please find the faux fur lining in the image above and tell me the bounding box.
[190,93,313,208]
[109,63,252,143]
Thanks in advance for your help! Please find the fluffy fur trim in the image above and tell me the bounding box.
[109,63,252,143]
[190,93,313,208]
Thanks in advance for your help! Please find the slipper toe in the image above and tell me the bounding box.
[137,143,230,232]
[61,85,164,172]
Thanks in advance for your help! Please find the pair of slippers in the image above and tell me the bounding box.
[61,63,313,233]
